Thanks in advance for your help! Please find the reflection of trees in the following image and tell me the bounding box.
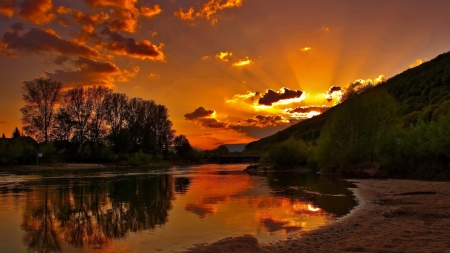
[264,172,357,216]
[21,174,173,252]
[21,185,61,253]
[174,177,190,194]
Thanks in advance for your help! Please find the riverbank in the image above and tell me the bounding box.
[182,179,450,253]
[0,160,199,171]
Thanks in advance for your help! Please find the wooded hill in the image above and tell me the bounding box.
[245,50,450,154]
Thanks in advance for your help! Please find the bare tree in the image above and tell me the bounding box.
[102,93,128,147]
[21,77,62,143]
[62,86,94,143]
[87,86,112,144]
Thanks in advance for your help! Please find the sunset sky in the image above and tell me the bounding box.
[1,0,450,149]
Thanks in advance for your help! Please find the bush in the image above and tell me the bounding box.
[126,150,153,166]
[261,138,309,168]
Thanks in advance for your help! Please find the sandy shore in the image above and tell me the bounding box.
[182,179,450,253]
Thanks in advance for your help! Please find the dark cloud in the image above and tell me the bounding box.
[184,106,214,120]
[185,203,215,218]
[17,0,55,25]
[44,57,137,88]
[258,88,303,106]
[198,118,228,129]
[100,28,164,60]
[260,218,301,233]
[243,115,289,127]
[54,55,69,65]
[327,86,341,94]
[0,119,8,124]
[0,0,15,18]
[286,106,329,114]
[1,27,100,57]
[10,22,23,31]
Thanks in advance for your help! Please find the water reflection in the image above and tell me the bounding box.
[20,174,173,252]
[0,165,357,253]
[263,171,357,216]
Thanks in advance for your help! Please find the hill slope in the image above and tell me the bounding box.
[245,50,450,154]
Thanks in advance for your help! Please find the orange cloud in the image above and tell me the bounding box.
[174,7,194,20]
[0,0,15,18]
[1,25,100,57]
[301,47,311,52]
[108,7,139,33]
[82,0,141,33]
[409,59,423,68]
[18,0,55,25]
[216,51,232,61]
[100,28,165,60]
[44,57,137,88]
[232,57,253,66]
[54,5,72,14]
[72,10,109,44]
[148,73,161,78]
[175,0,243,24]
[140,4,162,17]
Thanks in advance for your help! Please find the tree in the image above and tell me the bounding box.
[103,93,128,149]
[173,135,192,157]
[317,88,398,168]
[62,86,94,144]
[12,127,21,138]
[86,86,112,144]
[21,77,62,143]
[52,108,75,141]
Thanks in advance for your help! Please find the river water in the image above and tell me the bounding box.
[0,164,357,253]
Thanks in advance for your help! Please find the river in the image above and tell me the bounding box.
[0,164,357,253]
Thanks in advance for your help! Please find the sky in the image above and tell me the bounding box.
[1,0,450,149]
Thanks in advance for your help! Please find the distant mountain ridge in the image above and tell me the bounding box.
[221,144,247,152]
[245,50,450,154]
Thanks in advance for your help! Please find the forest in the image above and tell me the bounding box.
[253,50,450,179]
[0,78,200,165]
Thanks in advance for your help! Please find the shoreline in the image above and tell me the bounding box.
[182,179,450,253]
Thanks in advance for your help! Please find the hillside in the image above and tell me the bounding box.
[245,50,450,154]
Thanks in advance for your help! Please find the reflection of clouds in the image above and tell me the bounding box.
[185,203,216,218]
[260,218,302,233]
[202,195,228,205]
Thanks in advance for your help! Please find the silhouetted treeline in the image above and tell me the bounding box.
[249,50,450,179]
[260,88,450,179]
[1,78,202,165]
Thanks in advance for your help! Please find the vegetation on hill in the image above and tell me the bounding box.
[248,50,450,178]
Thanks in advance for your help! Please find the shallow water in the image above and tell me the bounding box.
[0,164,357,253]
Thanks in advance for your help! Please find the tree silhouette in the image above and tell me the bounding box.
[12,127,21,138]
[21,78,62,143]
[174,135,192,157]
